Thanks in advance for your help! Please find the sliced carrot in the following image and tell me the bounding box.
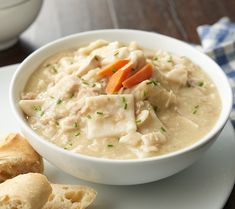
[106,62,133,94]
[97,59,129,77]
[122,63,153,88]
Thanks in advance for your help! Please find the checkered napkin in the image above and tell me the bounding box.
[197,17,235,126]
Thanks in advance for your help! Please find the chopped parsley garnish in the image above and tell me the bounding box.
[114,51,119,56]
[96,111,103,115]
[40,111,45,117]
[32,105,41,111]
[82,80,89,86]
[167,56,173,63]
[52,66,58,73]
[107,144,114,148]
[197,81,204,87]
[153,106,160,113]
[46,64,57,73]
[55,121,59,126]
[143,91,148,100]
[135,119,142,124]
[100,92,107,95]
[69,93,75,98]
[56,99,62,105]
[153,56,158,61]
[146,80,158,86]
[50,96,55,99]
[77,76,89,86]
[86,115,92,119]
[92,83,96,87]
[160,127,166,133]
[121,97,128,110]
[64,141,73,150]
[192,105,199,114]
[73,122,78,128]
[45,64,51,68]
[75,132,80,136]
[112,68,117,73]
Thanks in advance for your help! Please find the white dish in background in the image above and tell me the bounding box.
[1,64,235,209]
[0,0,43,50]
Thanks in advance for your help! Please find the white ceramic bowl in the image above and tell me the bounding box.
[10,30,232,185]
[0,0,43,50]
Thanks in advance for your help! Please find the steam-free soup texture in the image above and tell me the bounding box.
[19,40,221,159]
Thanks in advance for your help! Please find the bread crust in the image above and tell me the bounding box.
[43,184,97,209]
[0,133,43,182]
[0,173,52,209]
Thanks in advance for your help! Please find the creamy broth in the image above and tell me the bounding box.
[19,40,221,159]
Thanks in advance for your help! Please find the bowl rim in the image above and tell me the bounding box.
[9,29,233,164]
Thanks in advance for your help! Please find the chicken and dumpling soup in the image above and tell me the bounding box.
[19,40,221,159]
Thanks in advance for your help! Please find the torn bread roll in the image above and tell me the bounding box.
[0,173,52,209]
[43,184,97,209]
[0,133,43,182]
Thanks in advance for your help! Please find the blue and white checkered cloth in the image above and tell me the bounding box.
[197,17,235,126]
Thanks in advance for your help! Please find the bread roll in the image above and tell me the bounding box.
[0,173,52,209]
[43,184,97,209]
[0,133,43,182]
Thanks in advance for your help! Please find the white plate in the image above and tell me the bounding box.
[1,64,235,209]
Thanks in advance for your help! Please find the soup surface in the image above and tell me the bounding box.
[19,40,221,159]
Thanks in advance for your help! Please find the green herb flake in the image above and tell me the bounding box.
[135,119,142,124]
[50,96,55,99]
[52,66,58,73]
[78,76,89,86]
[160,127,166,133]
[86,115,92,119]
[40,111,45,117]
[167,56,173,63]
[96,111,103,115]
[69,93,75,98]
[45,64,51,68]
[107,144,114,148]
[122,97,126,103]
[64,141,73,150]
[146,80,158,86]
[55,121,59,126]
[82,81,89,86]
[112,68,117,73]
[100,92,107,95]
[114,51,119,56]
[153,56,158,61]
[56,99,62,105]
[32,105,41,111]
[121,97,128,110]
[73,122,78,128]
[153,106,160,113]
[92,83,96,87]
[143,91,148,100]
[197,81,204,87]
[192,109,197,114]
[192,105,199,114]
[75,132,80,136]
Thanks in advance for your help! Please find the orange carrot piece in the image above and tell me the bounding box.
[106,63,133,94]
[122,63,153,88]
[97,59,129,77]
